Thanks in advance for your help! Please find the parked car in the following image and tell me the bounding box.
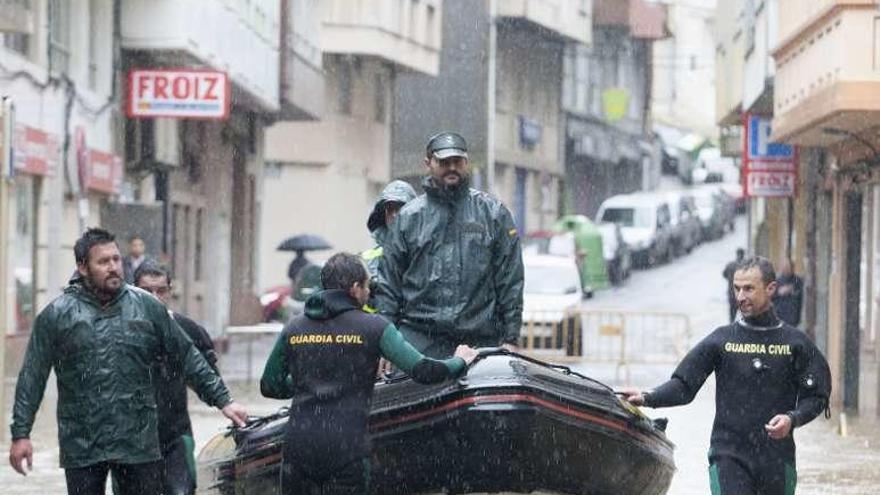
[663,190,702,255]
[691,186,732,241]
[521,254,583,356]
[596,193,675,268]
[597,221,632,285]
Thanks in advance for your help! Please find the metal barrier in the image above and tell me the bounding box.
[520,309,692,377]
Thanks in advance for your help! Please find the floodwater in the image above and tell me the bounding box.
[3,214,880,494]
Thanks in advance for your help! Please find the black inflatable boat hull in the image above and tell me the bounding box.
[197,353,675,495]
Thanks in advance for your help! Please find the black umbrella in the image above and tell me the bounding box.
[277,234,332,252]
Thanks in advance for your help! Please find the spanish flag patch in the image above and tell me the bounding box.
[508,228,518,237]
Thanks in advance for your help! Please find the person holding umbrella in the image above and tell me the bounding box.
[278,234,333,291]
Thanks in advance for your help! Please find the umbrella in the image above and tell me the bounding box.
[277,234,332,252]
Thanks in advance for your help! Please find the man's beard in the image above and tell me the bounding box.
[439,172,466,190]
[84,269,123,299]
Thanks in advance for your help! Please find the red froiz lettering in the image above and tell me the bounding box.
[137,73,221,101]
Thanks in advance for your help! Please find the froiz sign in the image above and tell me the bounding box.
[742,113,797,198]
[128,69,230,120]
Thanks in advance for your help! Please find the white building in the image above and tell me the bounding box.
[1,0,119,344]
[260,0,443,292]
[652,0,718,138]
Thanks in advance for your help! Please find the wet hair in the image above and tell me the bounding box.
[321,252,369,291]
[133,261,172,286]
[735,256,776,285]
[74,228,117,265]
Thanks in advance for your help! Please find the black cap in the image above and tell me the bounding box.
[426,132,468,159]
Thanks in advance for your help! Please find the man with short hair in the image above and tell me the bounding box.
[9,228,247,495]
[772,258,804,327]
[133,262,221,495]
[375,132,524,357]
[123,234,152,284]
[261,252,477,495]
[621,257,831,495]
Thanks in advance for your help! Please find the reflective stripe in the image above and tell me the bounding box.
[709,463,722,495]
[361,247,383,261]
[785,463,797,495]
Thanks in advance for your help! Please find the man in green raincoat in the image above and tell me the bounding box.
[375,132,524,358]
[9,228,247,495]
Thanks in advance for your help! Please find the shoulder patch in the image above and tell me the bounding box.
[508,228,518,237]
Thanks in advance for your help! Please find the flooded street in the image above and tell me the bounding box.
[4,213,878,494]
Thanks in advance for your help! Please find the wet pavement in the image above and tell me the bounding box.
[3,215,880,493]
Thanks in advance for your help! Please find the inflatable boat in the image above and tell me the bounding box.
[197,349,675,495]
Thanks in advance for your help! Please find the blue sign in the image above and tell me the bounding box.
[747,115,794,161]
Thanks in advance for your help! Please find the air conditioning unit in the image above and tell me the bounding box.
[0,0,33,34]
[128,117,180,171]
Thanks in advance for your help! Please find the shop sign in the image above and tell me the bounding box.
[743,113,796,197]
[13,124,58,177]
[82,149,123,195]
[75,126,123,195]
[128,69,230,120]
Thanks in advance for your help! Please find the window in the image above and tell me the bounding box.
[374,73,386,123]
[1,0,32,58]
[49,0,70,73]
[426,5,436,46]
[410,0,419,40]
[337,58,352,115]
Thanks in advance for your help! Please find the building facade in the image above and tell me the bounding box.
[1,0,119,340]
[118,0,280,332]
[260,0,442,292]
[651,0,718,139]
[563,0,667,218]
[769,0,880,419]
[394,0,591,235]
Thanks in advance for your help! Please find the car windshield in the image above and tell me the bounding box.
[524,264,581,295]
[601,207,653,228]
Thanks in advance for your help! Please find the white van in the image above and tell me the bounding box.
[596,193,675,267]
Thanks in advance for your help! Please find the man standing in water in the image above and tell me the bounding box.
[261,252,476,494]
[621,257,830,495]
[9,228,246,495]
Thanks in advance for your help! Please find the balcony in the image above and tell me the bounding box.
[593,0,669,40]
[771,1,880,145]
[321,0,441,76]
[497,0,591,44]
[121,0,280,112]
[280,0,324,119]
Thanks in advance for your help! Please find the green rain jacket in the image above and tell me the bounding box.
[375,176,524,345]
[11,277,231,468]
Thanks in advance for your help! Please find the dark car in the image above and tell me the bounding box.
[664,191,702,255]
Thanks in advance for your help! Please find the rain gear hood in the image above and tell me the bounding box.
[367,180,418,234]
